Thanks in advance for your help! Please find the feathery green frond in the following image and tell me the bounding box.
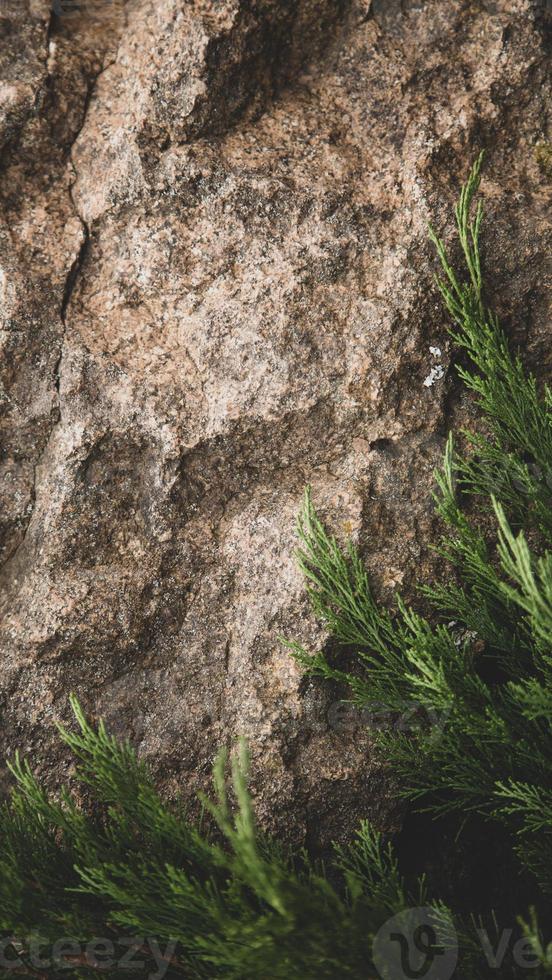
[294,155,552,910]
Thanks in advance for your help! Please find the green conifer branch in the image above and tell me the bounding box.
[293,155,552,912]
[1,158,551,979]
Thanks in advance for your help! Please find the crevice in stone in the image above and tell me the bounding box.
[0,213,89,578]
[46,19,124,442]
[0,38,111,579]
[223,634,232,679]
[60,220,89,327]
[44,6,56,63]
[357,0,374,25]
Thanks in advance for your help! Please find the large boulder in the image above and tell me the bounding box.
[0,0,550,848]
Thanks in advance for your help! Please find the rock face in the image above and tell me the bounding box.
[0,0,550,847]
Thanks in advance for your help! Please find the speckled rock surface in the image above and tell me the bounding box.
[0,0,550,847]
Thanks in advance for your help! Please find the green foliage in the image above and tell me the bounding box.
[0,698,431,980]
[0,699,544,979]
[294,154,552,952]
[2,158,551,980]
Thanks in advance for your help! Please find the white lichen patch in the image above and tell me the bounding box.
[423,365,444,387]
[423,344,444,387]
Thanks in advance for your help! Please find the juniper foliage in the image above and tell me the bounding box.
[1,159,551,979]
[0,697,544,979]
[0,696,439,980]
[294,155,552,911]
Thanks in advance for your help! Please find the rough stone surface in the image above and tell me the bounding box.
[0,0,550,848]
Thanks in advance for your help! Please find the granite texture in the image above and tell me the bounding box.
[0,0,550,847]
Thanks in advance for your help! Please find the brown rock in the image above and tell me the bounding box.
[0,0,550,847]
